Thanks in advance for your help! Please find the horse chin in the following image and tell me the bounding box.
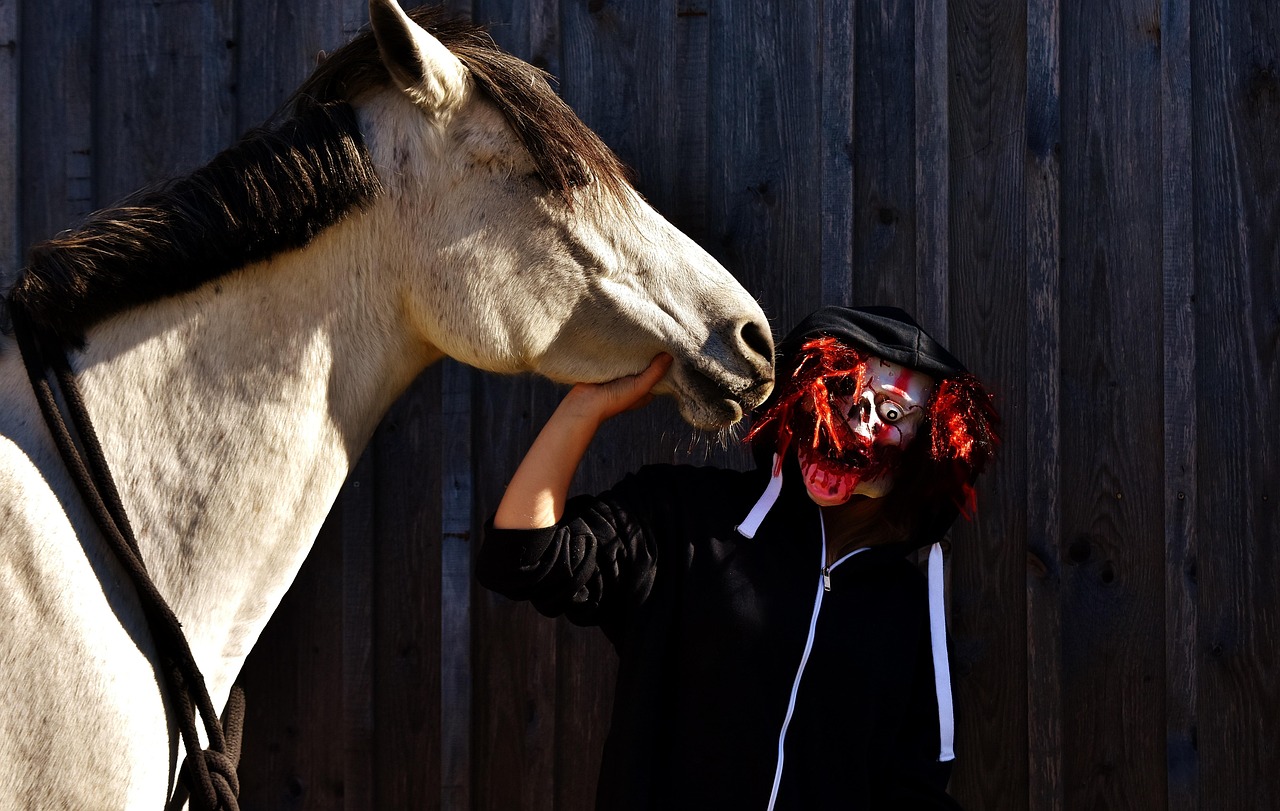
[665,366,770,430]
[675,395,745,431]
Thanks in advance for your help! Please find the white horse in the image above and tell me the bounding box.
[0,2,773,808]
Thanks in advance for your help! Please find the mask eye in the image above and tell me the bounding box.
[878,400,905,423]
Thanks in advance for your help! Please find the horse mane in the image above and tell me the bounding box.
[7,6,631,342]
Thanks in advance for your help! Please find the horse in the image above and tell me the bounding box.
[0,1,774,807]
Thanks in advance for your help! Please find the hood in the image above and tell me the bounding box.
[742,305,992,551]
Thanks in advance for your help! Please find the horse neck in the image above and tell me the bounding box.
[71,214,438,703]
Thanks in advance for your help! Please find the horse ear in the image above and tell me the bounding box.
[369,0,468,111]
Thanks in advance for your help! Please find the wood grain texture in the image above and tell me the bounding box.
[373,369,445,808]
[94,0,234,204]
[0,0,16,287]
[471,377,559,811]
[1059,0,1166,805]
[821,0,855,308]
[945,0,1030,808]
[1025,0,1064,808]
[340,453,377,811]
[913,0,947,331]
[708,0,823,330]
[852,0,915,309]
[1161,0,1197,807]
[1191,0,1280,805]
[18,0,92,246]
[440,359,475,811]
[239,510,348,811]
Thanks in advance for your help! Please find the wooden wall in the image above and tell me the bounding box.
[2,0,1277,808]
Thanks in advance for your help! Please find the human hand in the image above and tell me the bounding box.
[560,353,674,425]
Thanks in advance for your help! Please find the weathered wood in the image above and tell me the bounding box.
[708,0,823,330]
[239,514,348,811]
[946,0,1030,807]
[1161,0,1197,807]
[441,359,475,811]
[0,0,16,288]
[913,0,947,330]
[1192,0,1280,805]
[472,377,560,811]
[1025,0,1065,807]
[373,369,445,808]
[94,0,234,204]
[18,0,92,246]
[1059,0,1166,805]
[340,453,377,811]
[852,0,915,309]
[821,0,855,309]
[235,0,365,131]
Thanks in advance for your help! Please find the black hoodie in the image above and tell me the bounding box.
[478,306,972,810]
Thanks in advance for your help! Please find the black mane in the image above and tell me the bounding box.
[8,6,630,341]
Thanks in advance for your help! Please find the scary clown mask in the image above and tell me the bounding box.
[746,330,998,516]
[798,356,935,504]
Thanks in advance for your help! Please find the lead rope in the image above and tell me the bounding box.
[9,302,244,811]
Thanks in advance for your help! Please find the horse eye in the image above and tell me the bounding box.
[877,401,904,423]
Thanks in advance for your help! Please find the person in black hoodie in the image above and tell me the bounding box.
[478,306,999,810]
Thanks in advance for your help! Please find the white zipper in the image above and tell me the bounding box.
[766,513,869,810]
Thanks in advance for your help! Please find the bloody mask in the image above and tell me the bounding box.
[798,356,935,504]
[747,334,999,512]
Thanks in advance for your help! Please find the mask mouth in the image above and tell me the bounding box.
[796,436,902,505]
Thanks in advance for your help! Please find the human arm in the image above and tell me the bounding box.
[492,353,672,530]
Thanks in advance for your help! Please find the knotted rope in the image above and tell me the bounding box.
[9,301,245,811]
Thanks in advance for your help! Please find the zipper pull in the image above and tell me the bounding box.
[822,565,832,592]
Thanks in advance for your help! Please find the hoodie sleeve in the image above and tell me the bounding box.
[476,471,664,635]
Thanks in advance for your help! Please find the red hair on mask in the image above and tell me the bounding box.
[746,335,1000,515]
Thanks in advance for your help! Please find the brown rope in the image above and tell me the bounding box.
[10,301,244,811]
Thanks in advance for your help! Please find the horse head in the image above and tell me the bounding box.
[358,0,775,428]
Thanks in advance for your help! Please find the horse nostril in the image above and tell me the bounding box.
[737,319,774,365]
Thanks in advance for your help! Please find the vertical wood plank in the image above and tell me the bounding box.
[472,378,559,811]
[852,0,914,308]
[913,0,947,331]
[707,0,824,331]
[821,0,855,308]
[1192,0,1280,805]
[372,370,444,809]
[19,0,92,247]
[672,0,710,243]
[340,455,376,811]
[1160,0,1196,807]
[94,0,234,205]
[1024,0,1064,808]
[946,0,1029,808]
[239,511,348,811]
[235,0,364,131]
[441,360,474,811]
[1059,0,1166,805]
[0,0,16,290]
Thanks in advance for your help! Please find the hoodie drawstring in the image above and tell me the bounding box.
[735,454,783,539]
[928,541,956,761]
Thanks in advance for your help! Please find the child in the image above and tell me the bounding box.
[478,305,998,810]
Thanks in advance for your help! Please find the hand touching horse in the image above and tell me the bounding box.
[0,2,773,808]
